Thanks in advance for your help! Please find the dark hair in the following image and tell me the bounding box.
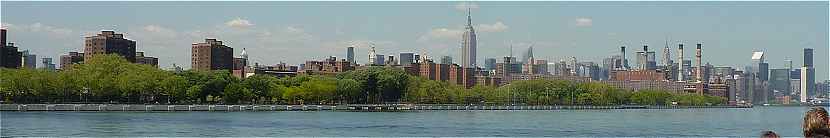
[808,128,830,138]
[760,130,779,138]
[804,107,830,137]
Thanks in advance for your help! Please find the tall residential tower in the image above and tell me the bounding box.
[191,38,233,71]
[84,31,136,63]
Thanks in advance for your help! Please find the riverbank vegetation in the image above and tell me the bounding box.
[0,54,724,106]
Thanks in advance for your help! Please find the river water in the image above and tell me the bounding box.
[0,106,813,137]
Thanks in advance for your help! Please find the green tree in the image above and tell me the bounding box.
[336,79,363,104]
[222,82,252,104]
[630,90,672,106]
[69,54,139,103]
[282,86,305,104]
[186,84,204,103]
[160,75,188,103]
[243,75,278,104]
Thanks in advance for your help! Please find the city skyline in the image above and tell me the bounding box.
[1,1,827,81]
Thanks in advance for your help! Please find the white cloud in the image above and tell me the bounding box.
[141,25,178,38]
[29,23,73,36]
[1,22,11,29]
[257,26,315,44]
[455,2,479,11]
[477,21,509,32]
[126,25,188,59]
[3,22,75,38]
[225,18,254,28]
[575,18,593,27]
[418,28,463,42]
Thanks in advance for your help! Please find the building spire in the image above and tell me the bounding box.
[466,7,472,27]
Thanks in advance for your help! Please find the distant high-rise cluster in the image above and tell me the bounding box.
[0,29,158,70]
[0,7,825,106]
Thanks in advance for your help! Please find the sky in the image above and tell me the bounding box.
[1,1,828,81]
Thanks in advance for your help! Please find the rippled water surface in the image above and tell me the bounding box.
[0,106,811,137]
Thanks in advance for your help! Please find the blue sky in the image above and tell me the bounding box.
[1,1,827,81]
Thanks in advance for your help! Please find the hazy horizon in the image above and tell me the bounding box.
[1,1,827,81]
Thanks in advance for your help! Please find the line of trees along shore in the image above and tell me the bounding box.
[0,54,724,106]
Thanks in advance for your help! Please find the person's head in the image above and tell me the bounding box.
[804,106,830,137]
[760,130,779,138]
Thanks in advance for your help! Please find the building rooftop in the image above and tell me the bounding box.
[751,51,764,60]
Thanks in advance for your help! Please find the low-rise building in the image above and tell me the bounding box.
[135,52,159,67]
[300,56,353,75]
[609,70,668,81]
[252,63,298,78]
[604,80,686,93]
[60,52,84,70]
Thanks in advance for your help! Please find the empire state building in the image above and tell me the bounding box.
[461,8,477,68]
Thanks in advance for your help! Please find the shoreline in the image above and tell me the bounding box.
[0,104,754,112]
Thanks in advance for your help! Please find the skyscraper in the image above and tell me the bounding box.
[570,57,578,76]
[440,55,452,65]
[802,48,815,102]
[385,55,396,65]
[460,8,477,68]
[695,44,703,82]
[662,40,672,67]
[41,57,55,71]
[375,54,385,65]
[804,48,813,67]
[347,46,355,64]
[801,66,809,103]
[21,50,36,69]
[399,52,415,65]
[648,50,657,70]
[84,31,136,63]
[750,51,770,104]
[368,46,377,65]
[770,68,791,96]
[240,48,248,66]
[620,46,629,70]
[485,58,497,71]
[522,46,533,64]
[677,43,684,81]
[748,51,768,81]
[191,38,233,71]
